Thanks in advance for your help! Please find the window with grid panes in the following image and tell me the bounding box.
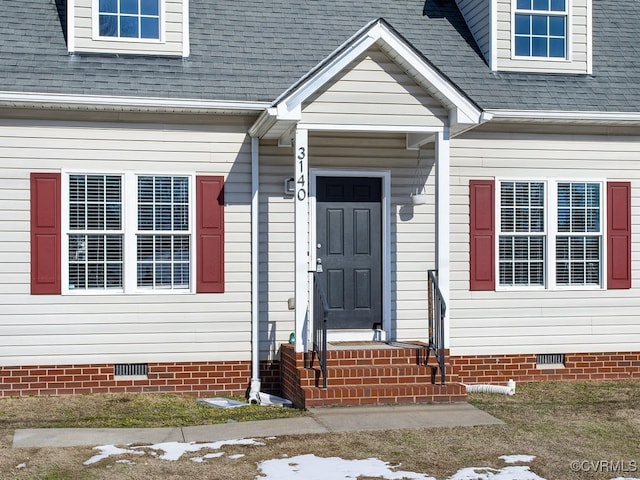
[98,0,160,39]
[514,0,567,58]
[68,174,123,290]
[136,175,190,290]
[66,173,191,292]
[556,182,602,286]
[499,181,546,286]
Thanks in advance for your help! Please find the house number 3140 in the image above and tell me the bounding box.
[297,147,306,201]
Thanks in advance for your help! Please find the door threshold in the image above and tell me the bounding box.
[326,329,387,343]
[328,340,397,350]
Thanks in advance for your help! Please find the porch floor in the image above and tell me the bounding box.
[326,341,412,350]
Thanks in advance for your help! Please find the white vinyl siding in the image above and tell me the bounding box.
[0,115,252,365]
[450,126,640,356]
[259,133,437,355]
[455,0,492,63]
[71,0,187,56]
[301,48,448,128]
[496,0,591,73]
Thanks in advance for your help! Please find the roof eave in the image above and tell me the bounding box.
[0,91,269,115]
[485,109,640,125]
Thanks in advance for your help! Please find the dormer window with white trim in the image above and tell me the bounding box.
[68,0,189,57]
[514,0,567,59]
[98,0,160,39]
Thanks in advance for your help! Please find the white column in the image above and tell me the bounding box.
[294,128,310,353]
[435,127,451,347]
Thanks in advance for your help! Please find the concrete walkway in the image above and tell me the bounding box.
[13,403,502,448]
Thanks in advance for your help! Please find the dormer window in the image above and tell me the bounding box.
[514,0,567,59]
[98,0,160,39]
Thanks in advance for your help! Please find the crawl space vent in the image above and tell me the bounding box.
[536,354,565,368]
[114,363,148,378]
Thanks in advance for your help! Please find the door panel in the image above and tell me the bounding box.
[316,177,382,330]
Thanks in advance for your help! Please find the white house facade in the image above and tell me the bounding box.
[0,0,638,406]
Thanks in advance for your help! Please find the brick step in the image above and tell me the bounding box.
[297,364,439,388]
[280,343,464,408]
[303,382,466,407]
[320,344,429,364]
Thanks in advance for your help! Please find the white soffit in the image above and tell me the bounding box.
[250,19,482,139]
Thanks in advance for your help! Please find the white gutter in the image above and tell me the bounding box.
[485,109,640,123]
[248,135,261,402]
[0,91,269,113]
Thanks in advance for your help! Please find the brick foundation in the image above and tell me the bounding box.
[0,361,281,398]
[3,351,637,399]
[450,352,640,384]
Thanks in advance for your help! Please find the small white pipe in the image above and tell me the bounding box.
[464,379,516,396]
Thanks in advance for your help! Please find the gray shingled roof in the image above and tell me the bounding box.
[2,0,639,112]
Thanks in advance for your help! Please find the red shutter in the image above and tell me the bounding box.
[196,176,225,293]
[607,181,631,289]
[469,180,495,291]
[30,173,61,294]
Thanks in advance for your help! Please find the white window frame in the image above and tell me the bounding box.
[62,170,195,295]
[511,0,571,62]
[497,179,548,290]
[92,0,166,43]
[496,178,605,291]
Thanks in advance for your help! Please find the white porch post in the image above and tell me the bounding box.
[294,127,310,353]
[435,127,451,347]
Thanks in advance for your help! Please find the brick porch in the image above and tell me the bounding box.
[280,342,466,408]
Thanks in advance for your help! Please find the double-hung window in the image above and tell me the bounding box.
[555,182,602,286]
[98,0,161,39]
[66,173,193,293]
[499,181,546,287]
[498,180,603,289]
[68,174,123,290]
[514,0,567,58]
[136,176,190,290]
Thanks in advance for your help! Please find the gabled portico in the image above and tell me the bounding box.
[250,20,481,369]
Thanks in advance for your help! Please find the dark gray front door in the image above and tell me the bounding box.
[316,176,382,330]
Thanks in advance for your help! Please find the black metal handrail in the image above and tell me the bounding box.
[309,272,329,388]
[427,269,446,385]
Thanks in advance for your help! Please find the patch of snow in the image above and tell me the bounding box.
[257,454,435,480]
[447,466,546,480]
[228,454,245,460]
[135,438,264,461]
[190,452,225,463]
[116,459,136,465]
[84,445,145,465]
[499,455,536,464]
[85,438,265,465]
